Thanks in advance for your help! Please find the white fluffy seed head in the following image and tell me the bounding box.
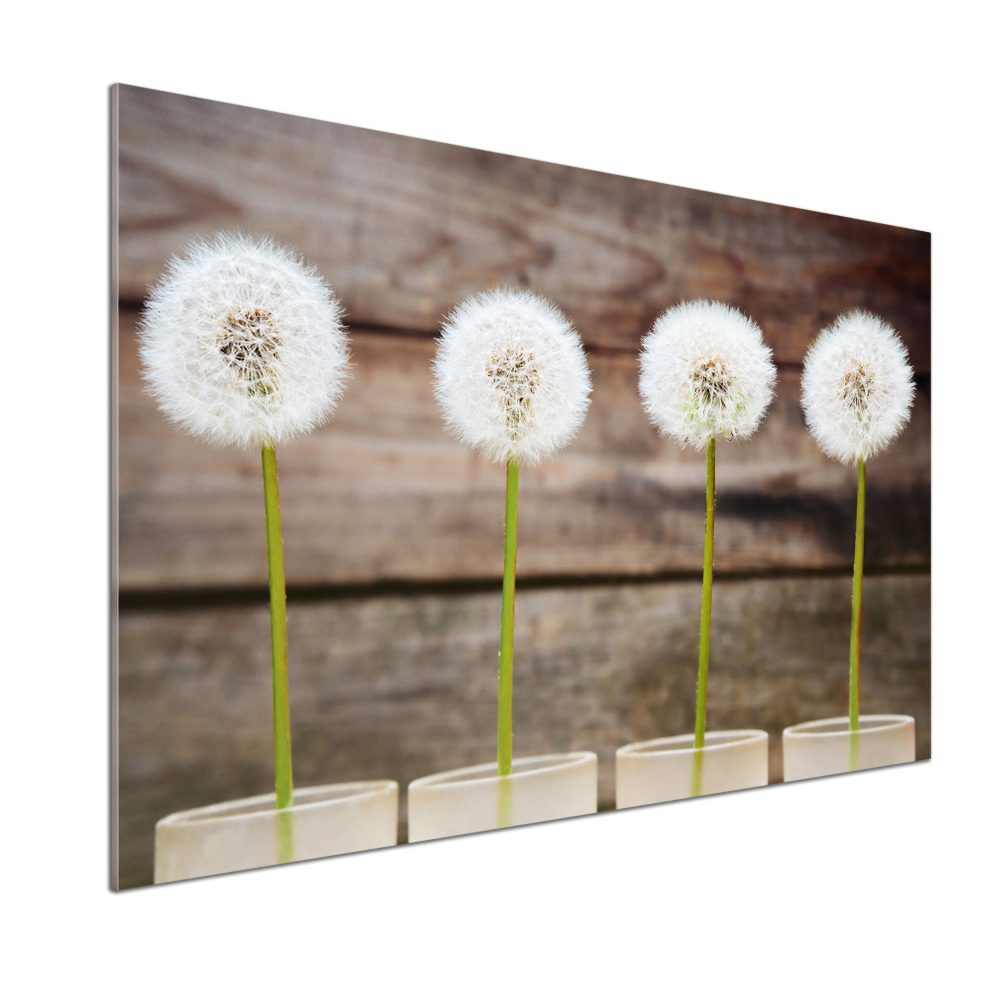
[432,288,592,466]
[139,232,350,451]
[801,310,915,465]
[638,300,776,451]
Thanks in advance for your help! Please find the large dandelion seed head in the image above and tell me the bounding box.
[432,288,592,466]
[638,300,776,452]
[138,232,350,450]
[801,310,915,464]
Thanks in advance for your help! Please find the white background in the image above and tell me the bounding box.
[4,2,996,996]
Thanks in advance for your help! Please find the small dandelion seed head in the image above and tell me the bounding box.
[638,300,776,451]
[138,232,350,450]
[801,310,915,464]
[432,287,592,466]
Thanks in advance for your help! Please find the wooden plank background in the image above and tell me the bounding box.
[114,85,931,889]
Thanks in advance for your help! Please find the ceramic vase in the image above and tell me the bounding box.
[616,730,769,808]
[782,715,915,781]
[154,779,399,883]
[407,752,597,843]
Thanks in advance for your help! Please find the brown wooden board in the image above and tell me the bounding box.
[118,310,930,591]
[116,573,930,888]
[116,85,930,371]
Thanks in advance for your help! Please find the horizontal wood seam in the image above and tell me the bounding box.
[119,563,931,611]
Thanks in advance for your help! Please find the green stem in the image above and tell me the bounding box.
[498,459,519,780]
[691,436,716,797]
[277,810,294,865]
[848,457,866,771]
[262,444,294,814]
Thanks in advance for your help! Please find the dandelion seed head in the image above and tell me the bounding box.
[139,232,350,450]
[638,300,776,451]
[801,310,915,464]
[432,288,592,466]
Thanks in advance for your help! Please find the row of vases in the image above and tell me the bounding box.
[154,715,915,883]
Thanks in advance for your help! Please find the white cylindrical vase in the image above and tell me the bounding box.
[407,752,597,844]
[154,780,399,884]
[616,730,769,809]
[782,715,915,782]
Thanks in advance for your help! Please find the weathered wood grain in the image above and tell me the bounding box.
[116,573,930,888]
[115,85,930,370]
[118,309,930,590]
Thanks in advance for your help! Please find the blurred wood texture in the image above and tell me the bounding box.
[119,311,929,590]
[114,86,931,889]
[118,576,930,889]
[117,86,930,370]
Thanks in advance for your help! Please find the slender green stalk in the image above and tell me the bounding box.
[496,778,513,831]
[496,459,519,828]
[262,444,294,815]
[498,459,519,779]
[691,436,716,797]
[277,810,294,865]
[848,457,866,771]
